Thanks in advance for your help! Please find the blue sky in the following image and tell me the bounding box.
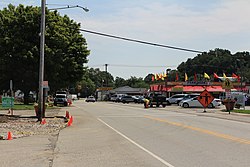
[1,0,250,79]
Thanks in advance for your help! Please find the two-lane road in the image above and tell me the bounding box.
[53,101,250,167]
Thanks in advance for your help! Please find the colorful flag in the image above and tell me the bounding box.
[154,74,158,80]
[213,73,219,79]
[185,73,188,81]
[232,73,240,82]
[175,72,179,81]
[163,72,167,78]
[232,73,238,78]
[161,73,165,80]
[204,73,210,79]
[194,73,197,82]
[223,73,227,78]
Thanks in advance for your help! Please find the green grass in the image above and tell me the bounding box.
[221,109,250,114]
[0,103,57,110]
[232,109,250,114]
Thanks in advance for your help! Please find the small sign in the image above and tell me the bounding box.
[222,78,233,89]
[2,97,14,108]
[198,89,214,108]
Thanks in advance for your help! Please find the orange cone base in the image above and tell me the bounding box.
[41,119,46,125]
[7,131,13,140]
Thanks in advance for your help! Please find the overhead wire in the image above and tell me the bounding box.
[79,29,204,54]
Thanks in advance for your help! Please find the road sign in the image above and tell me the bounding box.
[222,78,233,89]
[198,89,214,108]
[2,97,14,108]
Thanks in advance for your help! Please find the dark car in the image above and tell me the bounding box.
[121,95,135,103]
[133,95,145,103]
[54,95,68,106]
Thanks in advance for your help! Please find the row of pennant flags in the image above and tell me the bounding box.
[152,72,241,82]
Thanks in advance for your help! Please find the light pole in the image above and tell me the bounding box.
[38,1,89,121]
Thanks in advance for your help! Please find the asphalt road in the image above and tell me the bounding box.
[53,101,250,167]
[1,101,250,167]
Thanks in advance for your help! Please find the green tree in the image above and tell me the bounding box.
[88,68,114,88]
[114,77,127,88]
[126,76,149,88]
[0,4,90,103]
[177,49,250,82]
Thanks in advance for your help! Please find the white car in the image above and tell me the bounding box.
[86,96,96,102]
[179,97,221,108]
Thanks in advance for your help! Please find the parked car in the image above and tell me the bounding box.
[166,94,188,105]
[178,94,200,103]
[54,95,68,106]
[179,96,221,108]
[133,95,145,103]
[146,92,167,107]
[120,95,135,103]
[110,94,126,102]
[86,96,96,102]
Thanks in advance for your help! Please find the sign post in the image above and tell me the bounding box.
[197,89,214,112]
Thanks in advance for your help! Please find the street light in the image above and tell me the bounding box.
[38,0,89,121]
[48,5,89,12]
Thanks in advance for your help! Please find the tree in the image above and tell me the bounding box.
[88,68,114,88]
[126,76,149,88]
[0,4,90,103]
[177,48,250,82]
[114,77,127,88]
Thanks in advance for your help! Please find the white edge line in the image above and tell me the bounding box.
[98,118,175,167]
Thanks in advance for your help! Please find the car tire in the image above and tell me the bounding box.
[183,103,189,108]
[208,103,214,108]
[162,104,166,108]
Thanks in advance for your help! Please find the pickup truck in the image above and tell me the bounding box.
[146,93,167,107]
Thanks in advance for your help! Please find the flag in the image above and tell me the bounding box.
[232,73,238,78]
[185,73,188,81]
[161,72,165,80]
[159,73,162,80]
[232,73,240,82]
[194,73,197,82]
[154,74,158,80]
[237,75,241,82]
[223,73,227,78]
[163,72,167,78]
[204,73,210,79]
[213,73,219,79]
[175,72,179,81]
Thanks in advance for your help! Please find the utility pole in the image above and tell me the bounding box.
[105,64,108,87]
[38,0,46,121]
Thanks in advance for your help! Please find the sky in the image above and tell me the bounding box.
[1,0,250,79]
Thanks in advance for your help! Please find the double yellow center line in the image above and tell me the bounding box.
[145,115,250,145]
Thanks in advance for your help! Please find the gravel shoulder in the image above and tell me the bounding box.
[0,108,68,140]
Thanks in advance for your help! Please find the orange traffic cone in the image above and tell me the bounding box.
[7,131,13,140]
[66,111,70,119]
[41,118,46,125]
[67,116,73,126]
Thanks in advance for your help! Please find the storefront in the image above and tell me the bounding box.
[150,81,248,98]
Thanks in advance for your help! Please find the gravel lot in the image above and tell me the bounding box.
[0,109,67,140]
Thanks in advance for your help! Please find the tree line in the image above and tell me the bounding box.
[0,4,249,102]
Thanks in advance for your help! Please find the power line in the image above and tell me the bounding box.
[80,29,204,54]
[89,64,177,68]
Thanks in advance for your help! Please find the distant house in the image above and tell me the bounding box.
[96,86,148,101]
[109,86,147,95]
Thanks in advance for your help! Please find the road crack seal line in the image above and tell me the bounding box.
[144,115,250,145]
